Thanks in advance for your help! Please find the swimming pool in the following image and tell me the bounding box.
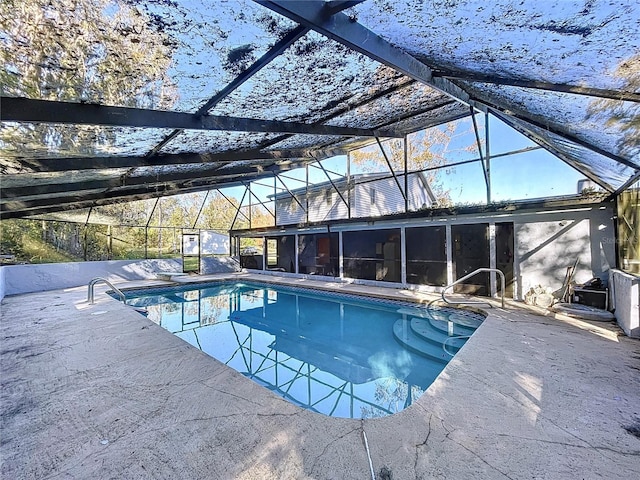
[122,281,484,419]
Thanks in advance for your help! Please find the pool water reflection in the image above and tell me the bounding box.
[124,282,482,418]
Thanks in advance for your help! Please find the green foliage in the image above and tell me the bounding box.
[0,0,176,163]
[0,220,79,263]
[0,190,257,263]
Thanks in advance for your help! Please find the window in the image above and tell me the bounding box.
[325,189,332,206]
[370,187,376,205]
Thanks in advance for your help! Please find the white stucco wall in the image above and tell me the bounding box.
[2,256,240,297]
[1,258,184,296]
[514,205,616,299]
[0,266,5,302]
[609,269,640,337]
[200,230,229,255]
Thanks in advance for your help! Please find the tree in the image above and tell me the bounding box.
[0,0,177,166]
[587,54,640,159]
[350,120,480,206]
[198,192,244,232]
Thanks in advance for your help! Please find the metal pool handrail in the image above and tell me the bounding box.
[442,268,505,308]
[88,277,125,304]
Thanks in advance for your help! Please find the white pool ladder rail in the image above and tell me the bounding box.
[88,277,126,304]
[442,268,505,308]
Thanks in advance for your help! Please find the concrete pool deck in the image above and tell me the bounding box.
[1,273,639,479]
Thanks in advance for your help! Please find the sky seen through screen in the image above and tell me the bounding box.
[227,114,585,208]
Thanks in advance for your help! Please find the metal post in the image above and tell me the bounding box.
[346,151,351,219]
[82,206,92,261]
[446,224,453,287]
[107,224,112,259]
[489,223,497,297]
[305,164,310,224]
[338,230,344,279]
[485,112,491,203]
[145,197,160,259]
[404,135,409,212]
[294,233,299,274]
[400,226,407,285]
[157,201,162,258]
[471,107,490,203]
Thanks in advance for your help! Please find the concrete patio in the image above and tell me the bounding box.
[1,273,639,479]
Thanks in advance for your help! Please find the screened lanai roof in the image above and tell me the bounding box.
[1,0,638,219]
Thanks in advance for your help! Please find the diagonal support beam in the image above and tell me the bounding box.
[241,181,275,219]
[484,104,638,170]
[1,97,403,138]
[147,1,361,156]
[147,24,310,156]
[432,70,640,103]
[490,110,615,192]
[470,108,490,202]
[313,159,349,209]
[257,1,635,173]
[606,170,640,201]
[275,174,307,212]
[255,1,473,106]
[229,188,250,228]
[375,137,406,202]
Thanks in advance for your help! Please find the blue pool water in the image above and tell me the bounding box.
[122,282,484,419]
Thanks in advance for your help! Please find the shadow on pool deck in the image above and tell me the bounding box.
[1,274,639,479]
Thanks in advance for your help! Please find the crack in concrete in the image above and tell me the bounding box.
[255,410,302,419]
[200,383,265,407]
[309,425,362,476]
[443,428,516,480]
[414,413,432,480]
[494,432,640,456]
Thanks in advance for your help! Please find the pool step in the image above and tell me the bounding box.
[428,317,477,336]
[409,318,465,351]
[392,319,449,364]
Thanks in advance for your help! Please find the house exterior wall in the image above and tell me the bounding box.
[514,206,616,299]
[274,174,432,225]
[351,174,431,217]
[260,200,617,303]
